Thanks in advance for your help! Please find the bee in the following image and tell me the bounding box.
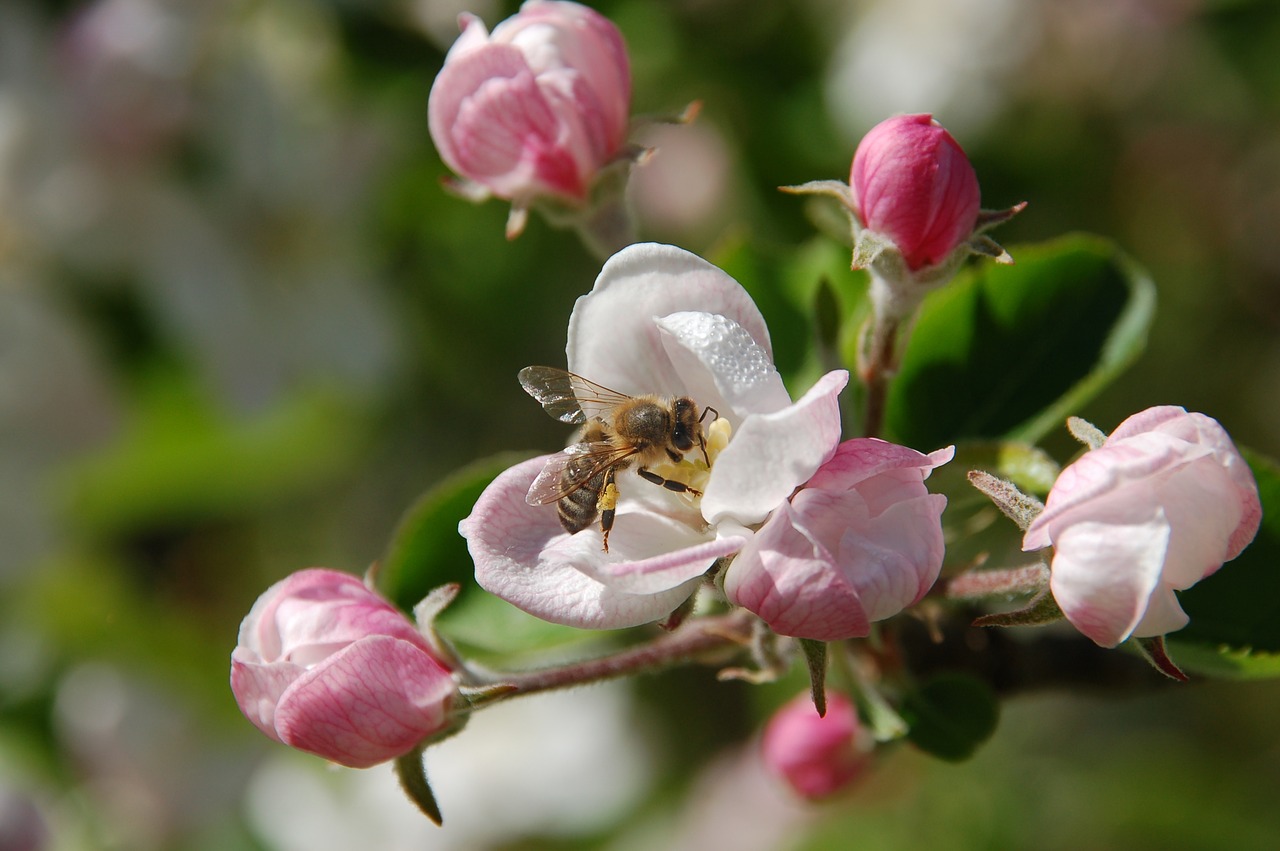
[519,365,717,552]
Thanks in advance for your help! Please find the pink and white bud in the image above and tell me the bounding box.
[428,0,631,204]
[1024,406,1261,648]
[724,439,953,641]
[762,693,871,800]
[230,568,458,768]
[851,113,980,271]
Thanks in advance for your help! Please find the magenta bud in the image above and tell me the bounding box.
[851,113,981,271]
[762,692,872,800]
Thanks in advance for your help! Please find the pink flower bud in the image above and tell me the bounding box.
[230,569,458,768]
[762,693,871,800]
[428,0,631,204]
[1024,407,1262,648]
[850,114,981,271]
[724,439,953,641]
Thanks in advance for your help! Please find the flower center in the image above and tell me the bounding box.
[647,417,733,506]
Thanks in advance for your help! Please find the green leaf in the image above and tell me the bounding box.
[885,234,1156,450]
[1161,641,1280,680]
[1171,449,1280,661]
[377,452,530,613]
[901,673,1000,762]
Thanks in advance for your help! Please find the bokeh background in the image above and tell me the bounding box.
[2,0,1279,848]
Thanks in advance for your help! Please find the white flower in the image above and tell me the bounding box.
[460,243,847,629]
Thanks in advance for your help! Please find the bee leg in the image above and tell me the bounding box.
[598,467,620,553]
[637,468,703,498]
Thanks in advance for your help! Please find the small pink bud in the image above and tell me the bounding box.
[850,114,981,271]
[1024,406,1261,648]
[428,0,632,204]
[762,693,871,800]
[230,569,458,768]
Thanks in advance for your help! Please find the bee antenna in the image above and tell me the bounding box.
[700,406,719,424]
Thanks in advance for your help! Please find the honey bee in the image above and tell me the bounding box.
[519,365,717,552]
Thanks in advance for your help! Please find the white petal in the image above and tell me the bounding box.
[656,311,791,421]
[701,370,848,526]
[1155,463,1242,587]
[1048,508,1171,648]
[547,502,745,595]
[566,243,773,398]
[1131,583,1190,638]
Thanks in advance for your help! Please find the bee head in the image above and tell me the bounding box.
[670,397,700,453]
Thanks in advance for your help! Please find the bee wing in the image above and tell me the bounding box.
[525,442,636,506]
[519,366,635,424]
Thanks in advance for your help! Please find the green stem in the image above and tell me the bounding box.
[574,190,636,260]
[859,313,899,439]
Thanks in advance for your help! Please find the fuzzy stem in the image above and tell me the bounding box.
[859,313,899,439]
[479,609,758,698]
[574,190,636,260]
[944,563,1050,601]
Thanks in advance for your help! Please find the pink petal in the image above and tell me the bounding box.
[790,488,946,621]
[429,45,585,200]
[1048,509,1171,648]
[1152,462,1247,587]
[702,370,848,526]
[725,503,870,641]
[494,1,631,152]
[805,438,952,492]
[566,244,776,400]
[230,652,305,743]
[429,44,530,173]
[1023,434,1208,550]
[1105,404,1189,441]
[273,636,456,769]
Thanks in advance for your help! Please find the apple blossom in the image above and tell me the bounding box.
[427,0,631,206]
[762,692,872,800]
[851,113,980,272]
[460,243,950,636]
[230,568,459,769]
[725,438,953,641]
[1023,406,1261,648]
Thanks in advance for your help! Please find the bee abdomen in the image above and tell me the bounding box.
[557,472,603,533]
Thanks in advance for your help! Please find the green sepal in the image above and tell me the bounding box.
[971,588,1064,629]
[966,470,1045,532]
[395,746,444,826]
[799,638,828,717]
[1134,635,1190,683]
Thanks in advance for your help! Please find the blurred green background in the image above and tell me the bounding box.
[2,0,1279,848]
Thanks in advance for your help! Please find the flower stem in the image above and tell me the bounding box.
[574,191,636,260]
[476,609,757,699]
[859,313,899,439]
